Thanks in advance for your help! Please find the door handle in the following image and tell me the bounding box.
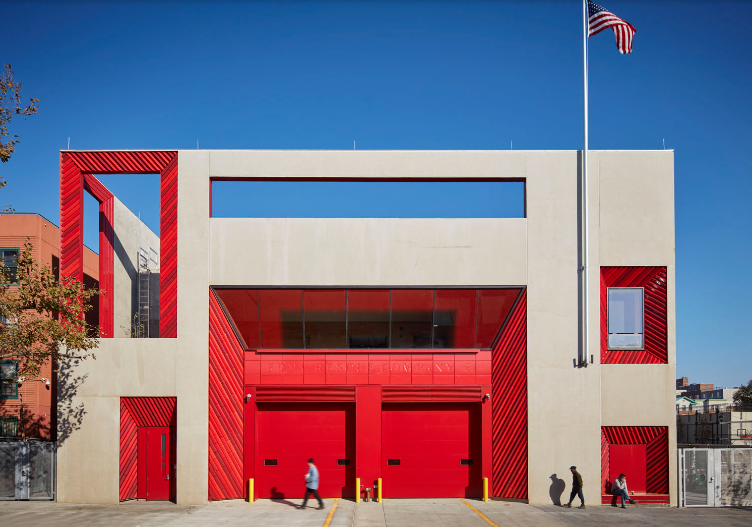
[166,475,170,480]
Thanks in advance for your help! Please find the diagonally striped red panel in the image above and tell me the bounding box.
[645,428,669,494]
[67,151,175,173]
[209,290,244,500]
[119,397,176,501]
[122,397,177,427]
[60,154,84,283]
[491,289,527,499]
[60,151,178,338]
[600,267,668,364]
[159,154,178,338]
[600,429,610,493]
[381,385,482,402]
[119,400,138,501]
[601,426,668,496]
[603,426,664,445]
[83,174,114,337]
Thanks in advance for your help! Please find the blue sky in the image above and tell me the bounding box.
[2,1,750,387]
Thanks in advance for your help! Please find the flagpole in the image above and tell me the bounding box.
[581,0,590,367]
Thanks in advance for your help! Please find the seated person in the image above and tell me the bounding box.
[611,473,638,508]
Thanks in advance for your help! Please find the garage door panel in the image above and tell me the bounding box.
[256,403,355,499]
[382,402,481,498]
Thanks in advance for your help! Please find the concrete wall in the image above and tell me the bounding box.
[55,149,675,506]
[112,198,160,338]
[209,218,527,286]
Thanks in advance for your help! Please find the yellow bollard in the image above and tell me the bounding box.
[355,477,360,503]
[377,477,382,503]
[248,478,254,503]
[482,477,488,502]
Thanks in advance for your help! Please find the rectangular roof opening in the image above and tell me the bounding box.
[211,180,525,218]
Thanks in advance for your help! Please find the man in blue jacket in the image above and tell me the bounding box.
[298,458,324,510]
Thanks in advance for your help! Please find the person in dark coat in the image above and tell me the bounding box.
[298,458,324,510]
[564,466,585,508]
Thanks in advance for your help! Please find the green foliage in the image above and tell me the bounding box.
[1,63,39,209]
[733,380,752,409]
[0,243,100,381]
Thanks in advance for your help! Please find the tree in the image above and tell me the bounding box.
[0,243,100,382]
[1,63,39,208]
[733,380,752,409]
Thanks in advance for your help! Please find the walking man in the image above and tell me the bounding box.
[611,473,638,508]
[298,458,324,510]
[564,466,585,508]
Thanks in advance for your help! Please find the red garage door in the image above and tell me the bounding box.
[256,403,355,499]
[382,403,481,498]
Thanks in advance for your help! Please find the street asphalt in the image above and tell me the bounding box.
[0,498,750,526]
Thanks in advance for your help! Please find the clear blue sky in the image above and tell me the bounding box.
[2,1,750,388]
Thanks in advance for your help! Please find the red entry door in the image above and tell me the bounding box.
[609,444,647,493]
[256,403,355,499]
[382,403,481,498]
[140,426,174,501]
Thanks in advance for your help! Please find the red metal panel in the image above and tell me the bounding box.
[609,444,647,493]
[381,402,481,498]
[255,385,356,402]
[119,397,176,501]
[603,425,664,445]
[60,153,84,283]
[160,154,179,338]
[646,428,669,494]
[256,402,355,499]
[381,385,482,402]
[144,427,172,500]
[119,399,138,501]
[122,397,177,427]
[355,386,381,496]
[600,267,668,364]
[491,289,527,499]
[208,291,244,500]
[66,150,175,173]
[243,386,256,500]
[601,426,668,496]
[600,428,610,494]
[83,174,115,337]
[60,151,178,339]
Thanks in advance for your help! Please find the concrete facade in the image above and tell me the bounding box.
[55,150,676,506]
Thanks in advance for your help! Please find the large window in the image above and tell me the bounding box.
[0,360,18,399]
[214,288,523,350]
[0,248,20,285]
[607,288,644,350]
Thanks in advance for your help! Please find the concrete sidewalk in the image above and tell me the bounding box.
[0,498,750,526]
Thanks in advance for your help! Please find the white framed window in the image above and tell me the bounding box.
[607,287,644,350]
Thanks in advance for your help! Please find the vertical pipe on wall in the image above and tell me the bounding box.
[581,0,590,368]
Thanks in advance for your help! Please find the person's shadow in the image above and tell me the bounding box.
[549,474,566,506]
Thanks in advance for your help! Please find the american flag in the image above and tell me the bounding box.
[588,1,636,54]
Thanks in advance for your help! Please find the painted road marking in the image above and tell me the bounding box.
[460,498,499,527]
[322,498,339,527]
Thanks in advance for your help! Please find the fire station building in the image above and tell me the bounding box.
[55,149,676,505]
